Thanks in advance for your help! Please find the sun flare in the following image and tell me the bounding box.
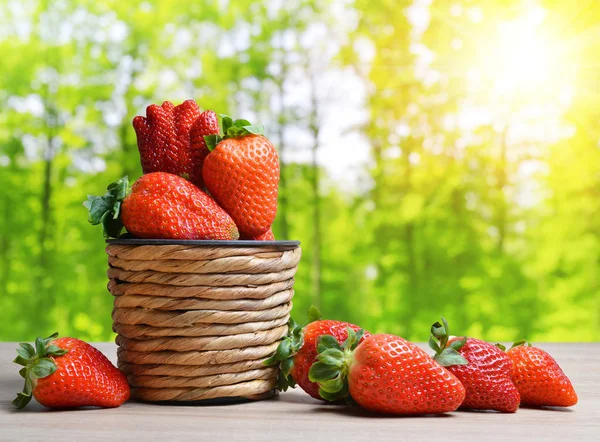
[475,10,576,106]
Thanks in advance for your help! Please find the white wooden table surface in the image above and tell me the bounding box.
[0,342,597,441]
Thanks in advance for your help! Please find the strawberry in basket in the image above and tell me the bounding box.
[202,115,279,238]
[132,100,219,188]
[84,172,239,240]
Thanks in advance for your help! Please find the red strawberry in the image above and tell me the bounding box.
[242,228,275,241]
[13,333,130,409]
[132,100,219,188]
[265,306,369,400]
[504,341,577,407]
[202,115,279,237]
[309,330,466,414]
[429,318,520,413]
[84,173,239,240]
[189,110,219,188]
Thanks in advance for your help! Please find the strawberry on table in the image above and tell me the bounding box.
[429,318,520,413]
[203,115,279,238]
[265,306,369,400]
[84,173,239,240]
[502,341,578,408]
[132,100,219,188]
[13,333,130,409]
[309,329,466,414]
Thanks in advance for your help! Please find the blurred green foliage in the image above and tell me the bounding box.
[0,0,598,342]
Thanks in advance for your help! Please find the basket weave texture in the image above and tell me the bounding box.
[107,242,301,402]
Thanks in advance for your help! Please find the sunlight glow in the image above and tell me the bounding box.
[477,10,575,105]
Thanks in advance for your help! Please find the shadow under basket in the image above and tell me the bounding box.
[106,238,301,403]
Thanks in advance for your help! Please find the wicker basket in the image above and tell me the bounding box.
[106,238,301,403]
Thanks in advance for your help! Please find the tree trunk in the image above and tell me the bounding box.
[309,73,322,310]
[275,61,290,240]
[496,127,508,254]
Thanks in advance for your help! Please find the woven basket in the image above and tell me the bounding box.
[106,238,301,403]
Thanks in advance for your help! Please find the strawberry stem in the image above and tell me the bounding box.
[308,327,364,403]
[204,114,265,152]
[13,332,68,409]
[428,317,468,367]
[83,176,130,238]
[263,305,323,392]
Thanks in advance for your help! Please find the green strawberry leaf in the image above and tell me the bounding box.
[31,358,57,378]
[428,335,441,353]
[220,114,234,134]
[318,374,344,394]
[83,177,130,238]
[233,119,252,127]
[241,125,264,135]
[510,340,530,349]
[34,337,46,357]
[317,348,345,367]
[341,327,358,350]
[434,348,468,367]
[204,134,220,152]
[12,392,32,410]
[306,305,322,323]
[318,382,349,402]
[430,317,469,367]
[13,332,65,410]
[317,334,342,353]
[16,343,35,359]
[13,355,29,367]
[46,345,68,357]
[308,361,340,382]
[448,336,467,351]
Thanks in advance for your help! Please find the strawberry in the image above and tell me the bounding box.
[309,330,466,414]
[203,115,279,237]
[132,100,219,188]
[502,341,578,407]
[84,173,239,240]
[242,228,275,241]
[429,318,520,413]
[265,306,369,400]
[13,333,130,409]
[189,109,220,188]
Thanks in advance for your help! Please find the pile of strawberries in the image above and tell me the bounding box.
[268,308,578,415]
[12,311,578,412]
[85,100,279,241]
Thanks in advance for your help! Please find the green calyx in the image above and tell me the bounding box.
[429,317,468,367]
[308,327,365,402]
[83,176,130,238]
[495,340,530,352]
[204,114,264,152]
[13,332,68,409]
[263,305,323,392]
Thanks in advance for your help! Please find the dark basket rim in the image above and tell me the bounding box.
[106,238,300,247]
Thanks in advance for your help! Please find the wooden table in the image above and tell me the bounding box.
[0,343,597,441]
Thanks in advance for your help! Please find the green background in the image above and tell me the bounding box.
[1,0,598,342]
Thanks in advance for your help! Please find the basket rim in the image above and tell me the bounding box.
[106,238,300,247]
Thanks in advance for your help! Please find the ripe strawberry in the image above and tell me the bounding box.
[429,318,520,413]
[503,341,577,407]
[13,333,130,409]
[265,306,370,400]
[203,115,279,237]
[189,110,220,188]
[132,100,219,188]
[309,330,466,414]
[242,228,275,240]
[84,173,239,240]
